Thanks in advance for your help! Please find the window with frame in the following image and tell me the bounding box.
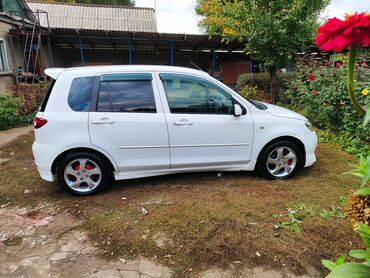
[161,74,234,114]
[0,41,8,72]
[97,78,156,113]
[68,76,95,112]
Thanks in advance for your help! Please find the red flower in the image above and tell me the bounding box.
[335,61,343,68]
[312,90,319,95]
[315,13,370,52]
[308,74,315,81]
[325,61,332,66]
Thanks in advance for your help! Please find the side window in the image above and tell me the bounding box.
[68,76,94,112]
[161,74,234,115]
[97,80,156,113]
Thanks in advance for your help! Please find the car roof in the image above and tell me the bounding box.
[44,65,209,80]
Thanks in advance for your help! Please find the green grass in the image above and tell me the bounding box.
[0,132,364,276]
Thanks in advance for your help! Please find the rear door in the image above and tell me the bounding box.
[88,73,170,173]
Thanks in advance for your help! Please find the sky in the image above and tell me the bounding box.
[135,0,369,34]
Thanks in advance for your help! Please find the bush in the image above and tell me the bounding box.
[237,72,271,93]
[236,72,285,103]
[0,94,22,130]
[278,56,370,146]
[9,83,48,116]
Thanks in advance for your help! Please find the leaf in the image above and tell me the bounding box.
[364,106,370,127]
[335,254,346,265]
[321,259,337,271]
[327,262,370,278]
[346,156,370,186]
[349,249,370,259]
[358,223,370,248]
[354,187,370,196]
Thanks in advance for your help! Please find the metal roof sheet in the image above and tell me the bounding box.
[26,1,157,32]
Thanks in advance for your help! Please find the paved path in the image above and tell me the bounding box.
[0,203,172,278]
[0,203,316,278]
[0,125,33,149]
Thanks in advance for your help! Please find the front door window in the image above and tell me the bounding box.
[160,73,234,115]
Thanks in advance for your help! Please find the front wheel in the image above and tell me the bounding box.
[57,152,111,196]
[256,140,303,179]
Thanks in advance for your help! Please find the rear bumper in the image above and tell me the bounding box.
[32,141,55,182]
[37,166,54,182]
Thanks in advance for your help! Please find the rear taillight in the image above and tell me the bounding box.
[34,117,48,129]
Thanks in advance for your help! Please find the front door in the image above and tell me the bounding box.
[89,73,170,173]
[157,73,254,169]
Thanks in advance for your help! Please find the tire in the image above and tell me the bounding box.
[256,140,304,180]
[57,151,111,196]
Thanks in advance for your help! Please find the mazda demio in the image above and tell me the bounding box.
[32,65,317,196]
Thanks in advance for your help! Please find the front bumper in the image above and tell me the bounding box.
[303,131,318,167]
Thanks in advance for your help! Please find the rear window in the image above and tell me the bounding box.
[68,76,95,112]
[39,80,55,112]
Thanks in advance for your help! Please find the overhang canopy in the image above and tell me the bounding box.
[49,29,245,52]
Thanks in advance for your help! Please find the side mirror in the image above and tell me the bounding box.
[234,104,243,116]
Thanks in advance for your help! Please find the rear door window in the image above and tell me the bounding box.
[68,76,95,112]
[96,74,156,113]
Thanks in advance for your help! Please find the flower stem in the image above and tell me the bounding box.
[348,46,366,115]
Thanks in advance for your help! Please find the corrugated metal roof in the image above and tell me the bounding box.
[26,1,158,32]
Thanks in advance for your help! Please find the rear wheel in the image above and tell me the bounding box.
[257,140,303,179]
[57,152,111,196]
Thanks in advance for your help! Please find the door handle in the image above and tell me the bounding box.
[173,119,193,126]
[92,118,115,125]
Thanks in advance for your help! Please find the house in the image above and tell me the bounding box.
[0,0,251,90]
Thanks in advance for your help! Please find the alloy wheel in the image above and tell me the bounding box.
[63,158,102,193]
[266,146,297,178]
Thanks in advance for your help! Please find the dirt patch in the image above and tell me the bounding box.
[0,133,363,277]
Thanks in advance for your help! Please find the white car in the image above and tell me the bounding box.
[32,65,317,196]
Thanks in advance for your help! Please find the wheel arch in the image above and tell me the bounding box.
[256,136,306,168]
[51,147,116,175]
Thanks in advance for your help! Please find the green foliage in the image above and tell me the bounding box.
[196,0,329,72]
[279,57,370,148]
[322,223,370,277]
[319,196,347,220]
[237,73,271,93]
[239,85,258,100]
[0,94,21,130]
[273,202,314,235]
[322,224,370,276]
[347,156,370,188]
[322,254,346,271]
[237,72,286,102]
[327,262,370,277]
[319,206,346,220]
[317,130,370,156]
[365,106,370,126]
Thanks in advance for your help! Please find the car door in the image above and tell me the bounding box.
[88,73,170,173]
[156,72,254,169]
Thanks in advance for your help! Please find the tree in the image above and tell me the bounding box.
[196,0,329,102]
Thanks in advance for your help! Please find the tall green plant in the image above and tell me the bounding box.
[196,0,329,102]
